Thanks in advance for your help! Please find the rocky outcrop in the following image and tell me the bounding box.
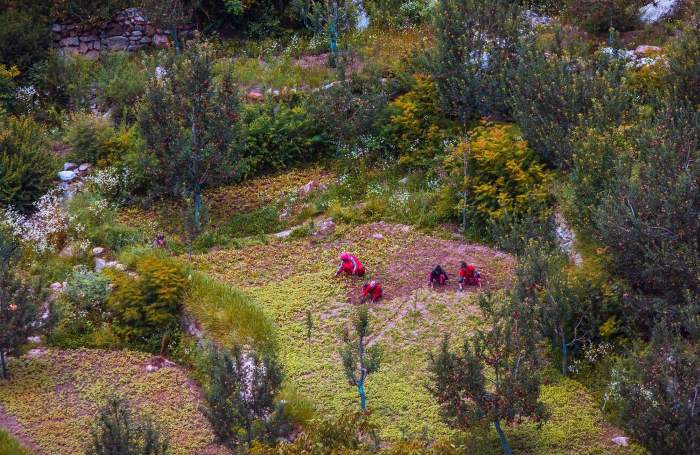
[51,7,193,58]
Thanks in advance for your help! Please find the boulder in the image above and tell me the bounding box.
[59,36,80,47]
[299,180,318,196]
[63,162,77,171]
[106,36,129,51]
[95,257,107,273]
[246,90,264,102]
[92,246,105,257]
[314,219,336,236]
[275,229,294,239]
[639,0,679,24]
[78,163,91,173]
[633,45,662,56]
[153,33,169,46]
[58,170,77,182]
[611,436,629,447]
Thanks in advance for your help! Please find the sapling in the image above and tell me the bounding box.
[340,305,382,411]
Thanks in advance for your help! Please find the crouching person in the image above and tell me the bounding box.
[361,280,383,303]
[335,252,366,277]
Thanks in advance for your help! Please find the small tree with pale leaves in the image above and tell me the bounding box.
[340,305,382,411]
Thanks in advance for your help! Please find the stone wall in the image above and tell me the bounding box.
[51,8,179,58]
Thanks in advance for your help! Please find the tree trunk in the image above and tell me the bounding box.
[358,379,366,411]
[561,340,568,376]
[494,420,513,455]
[171,25,181,54]
[0,350,6,379]
[193,185,202,233]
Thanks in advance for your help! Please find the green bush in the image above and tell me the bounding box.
[223,206,283,238]
[242,98,334,177]
[442,122,554,237]
[65,113,114,166]
[378,73,458,169]
[666,23,700,106]
[0,428,33,455]
[0,8,49,73]
[49,265,113,349]
[564,0,644,33]
[88,396,169,455]
[95,52,149,123]
[107,254,186,351]
[0,115,56,213]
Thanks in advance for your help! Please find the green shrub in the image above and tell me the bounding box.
[49,265,113,349]
[378,74,458,169]
[107,254,186,351]
[443,122,554,237]
[242,98,334,177]
[88,396,169,455]
[0,65,19,113]
[65,113,115,166]
[666,23,700,106]
[564,0,644,33]
[95,52,149,123]
[0,115,56,213]
[0,428,33,455]
[0,8,49,73]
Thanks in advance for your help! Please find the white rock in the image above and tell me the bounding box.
[50,282,63,291]
[78,163,90,172]
[612,436,629,447]
[58,170,77,182]
[95,257,107,273]
[92,246,105,257]
[27,336,41,344]
[275,229,294,239]
[634,45,662,56]
[639,0,679,24]
[26,348,46,358]
[145,364,159,372]
[63,162,77,171]
[371,233,384,240]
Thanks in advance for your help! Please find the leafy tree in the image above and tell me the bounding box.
[0,115,55,213]
[508,29,630,168]
[140,0,190,53]
[340,305,382,411]
[593,101,699,331]
[617,312,700,455]
[513,243,606,375]
[0,228,42,379]
[300,0,356,68]
[0,6,50,74]
[137,41,243,235]
[433,0,523,125]
[202,344,287,449]
[87,396,169,455]
[428,292,548,455]
[666,22,700,107]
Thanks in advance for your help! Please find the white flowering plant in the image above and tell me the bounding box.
[1,189,68,253]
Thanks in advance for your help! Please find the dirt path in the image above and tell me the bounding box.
[0,403,43,455]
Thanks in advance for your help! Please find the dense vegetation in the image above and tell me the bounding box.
[0,0,698,454]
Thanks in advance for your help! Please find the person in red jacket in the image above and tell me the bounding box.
[458,261,481,290]
[361,280,383,303]
[335,252,365,277]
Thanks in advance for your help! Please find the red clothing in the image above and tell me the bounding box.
[339,254,365,276]
[362,282,383,302]
[459,265,480,286]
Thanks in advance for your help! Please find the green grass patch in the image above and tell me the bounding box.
[0,429,33,455]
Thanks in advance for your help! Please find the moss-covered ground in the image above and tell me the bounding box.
[188,214,644,453]
[0,349,225,455]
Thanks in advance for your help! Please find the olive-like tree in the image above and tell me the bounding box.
[137,41,242,239]
[340,305,382,411]
[429,292,548,455]
[301,0,356,69]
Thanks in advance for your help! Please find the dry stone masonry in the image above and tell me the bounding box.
[51,7,190,58]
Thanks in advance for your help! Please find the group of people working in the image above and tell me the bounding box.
[334,252,482,303]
